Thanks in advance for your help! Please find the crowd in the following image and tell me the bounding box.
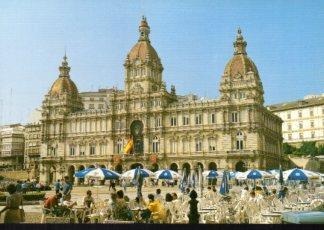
[0,176,323,224]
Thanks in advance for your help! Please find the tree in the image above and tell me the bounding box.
[299,141,318,157]
[283,143,296,155]
[317,145,324,156]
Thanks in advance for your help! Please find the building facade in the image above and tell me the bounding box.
[0,124,25,170]
[34,18,283,183]
[268,94,324,147]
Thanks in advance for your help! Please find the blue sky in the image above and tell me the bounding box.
[0,1,323,125]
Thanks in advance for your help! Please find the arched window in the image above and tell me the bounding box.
[195,139,202,152]
[152,136,159,153]
[236,131,244,150]
[117,139,123,154]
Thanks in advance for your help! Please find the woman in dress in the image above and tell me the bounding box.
[0,184,24,223]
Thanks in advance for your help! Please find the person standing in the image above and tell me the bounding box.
[0,184,24,223]
[187,190,199,224]
[54,179,62,194]
[121,179,127,192]
[62,176,73,200]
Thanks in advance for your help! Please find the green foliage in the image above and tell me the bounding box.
[0,192,46,202]
[0,175,4,181]
[285,141,323,156]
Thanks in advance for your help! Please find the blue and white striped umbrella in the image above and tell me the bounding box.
[285,168,309,181]
[154,169,181,180]
[78,167,121,180]
[74,168,95,178]
[202,170,219,179]
[121,168,154,179]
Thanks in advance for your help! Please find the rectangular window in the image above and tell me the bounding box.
[98,104,104,109]
[309,109,314,117]
[310,121,314,128]
[299,133,303,139]
[311,132,315,138]
[195,114,202,125]
[195,140,202,152]
[211,114,216,124]
[69,146,75,156]
[231,112,238,123]
[89,104,94,109]
[288,124,292,131]
[90,97,94,101]
[182,116,189,126]
[288,134,292,140]
[170,117,177,126]
[90,146,96,155]
[299,122,303,129]
[298,110,302,118]
[236,140,243,150]
[155,118,161,128]
[287,113,291,119]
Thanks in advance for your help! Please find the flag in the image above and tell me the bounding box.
[123,137,134,154]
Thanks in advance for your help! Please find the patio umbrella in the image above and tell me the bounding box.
[154,169,181,180]
[84,168,121,180]
[220,171,229,196]
[286,168,309,181]
[202,170,218,179]
[74,168,94,178]
[121,168,153,179]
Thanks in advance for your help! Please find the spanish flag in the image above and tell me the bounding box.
[123,138,134,154]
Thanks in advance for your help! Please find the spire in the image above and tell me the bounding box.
[138,16,150,42]
[59,54,71,77]
[233,27,247,55]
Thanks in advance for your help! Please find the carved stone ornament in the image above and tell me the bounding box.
[131,83,144,94]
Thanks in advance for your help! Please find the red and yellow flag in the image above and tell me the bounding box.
[123,138,134,154]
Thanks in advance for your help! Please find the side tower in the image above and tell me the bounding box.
[218,29,281,170]
[40,55,83,182]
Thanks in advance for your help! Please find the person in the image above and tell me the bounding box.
[155,189,162,202]
[83,190,95,209]
[0,184,24,223]
[121,179,127,192]
[278,186,288,200]
[15,181,22,193]
[54,179,62,194]
[62,194,77,209]
[204,186,214,199]
[187,190,199,224]
[44,193,63,210]
[142,194,166,223]
[62,176,73,200]
[109,180,116,191]
[107,193,117,219]
[240,186,249,200]
[248,191,257,203]
[111,190,132,220]
[171,193,178,201]
[21,181,28,194]
[262,186,270,196]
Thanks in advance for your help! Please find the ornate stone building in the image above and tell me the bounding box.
[37,17,283,183]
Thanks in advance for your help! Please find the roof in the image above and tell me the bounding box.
[267,95,324,112]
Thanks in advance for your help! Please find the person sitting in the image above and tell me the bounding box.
[106,193,117,219]
[164,193,173,209]
[83,190,95,209]
[204,186,214,200]
[62,194,77,209]
[155,189,162,202]
[171,193,178,201]
[240,186,249,200]
[248,191,257,203]
[111,190,132,221]
[44,193,62,210]
[142,194,166,223]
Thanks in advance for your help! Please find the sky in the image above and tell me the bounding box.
[0,0,323,125]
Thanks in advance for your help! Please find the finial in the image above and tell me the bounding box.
[59,52,70,77]
[142,15,146,21]
[233,27,247,55]
[237,27,241,35]
[138,16,150,42]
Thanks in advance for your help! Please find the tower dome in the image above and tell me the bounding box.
[126,16,162,66]
[220,28,264,104]
[223,28,259,79]
[49,55,79,98]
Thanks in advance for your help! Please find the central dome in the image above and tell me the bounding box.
[126,16,161,65]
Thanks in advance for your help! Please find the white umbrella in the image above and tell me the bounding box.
[154,169,181,180]
[121,168,154,179]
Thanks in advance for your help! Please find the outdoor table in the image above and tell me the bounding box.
[201,208,217,211]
